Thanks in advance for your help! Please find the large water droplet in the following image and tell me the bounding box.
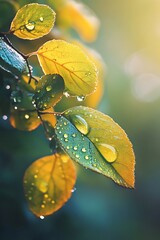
[71,115,89,135]
[25,21,35,31]
[97,143,117,163]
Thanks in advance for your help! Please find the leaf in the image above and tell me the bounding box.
[10,90,35,110]
[10,3,56,40]
[0,37,27,76]
[24,154,76,217]
[33,74,65,111]
[37,40,98,97]
[57,0,100,42]
[10,89,40,131]
[10,108,41,131]
[54,107,135,188]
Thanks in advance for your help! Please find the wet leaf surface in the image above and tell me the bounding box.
[24,154,76,217]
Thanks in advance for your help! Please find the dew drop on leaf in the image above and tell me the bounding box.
[63,91,70,98]
[46,85,52,92]
[25,21,35,31]
[71,115,89,135]
[96,143,117,163]
[77,96,85,102]
[39,17,44,22]
[24,114,30,120]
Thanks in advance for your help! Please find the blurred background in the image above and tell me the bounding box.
[0,0,160,239]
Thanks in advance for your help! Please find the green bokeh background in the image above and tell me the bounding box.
[0,0,160,240]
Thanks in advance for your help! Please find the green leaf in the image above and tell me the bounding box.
[54,107,135,188]
[10,90,35,110]
[33,74,65,111]
[0,37,27,76]
[37,40,98,97]
[10,3,56,40]
[24,154,76,217]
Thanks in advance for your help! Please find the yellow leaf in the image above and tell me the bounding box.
[57,0,100,42]
[24,154,76,217]
[10,108,41,131]
[63,106,135,188]
[10,3,56,40]
[37,40,98,97]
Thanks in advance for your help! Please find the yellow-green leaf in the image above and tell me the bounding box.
[24,154,76,217]
[33,74,65,110]
[10,3,56,40]
[37,40,98,97]
[54,107,135,188]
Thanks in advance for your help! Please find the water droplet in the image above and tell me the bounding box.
[24,114,30,120]
[71,115,89,135]
[73,146,78,150]
[43,103,47,108]
[14,106,18,110]
[34,174,38,178]
[40,215,45,219]
[44,194,48,199]
[38,181,48,193]
[85,71,91,76]
[48,137,52,141]
[85,155,89,160]
[95,138,99,142]
[81,148,86,152]
[51,200,55,204]
[46,85,52,92]
[40,17,44,22]
[72,133,76,138]
[75,154,79,158]
[66,146,70,149]
[63,91,70,98]
[41,204,45,208]
[2,115,8,120]
[28,196,32,201]
[25,21,35,31]
[97,143,117,163]
[71,187,76,193]
[5,85,10,90]
[77,96,85,102]
[64,134,68,138]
